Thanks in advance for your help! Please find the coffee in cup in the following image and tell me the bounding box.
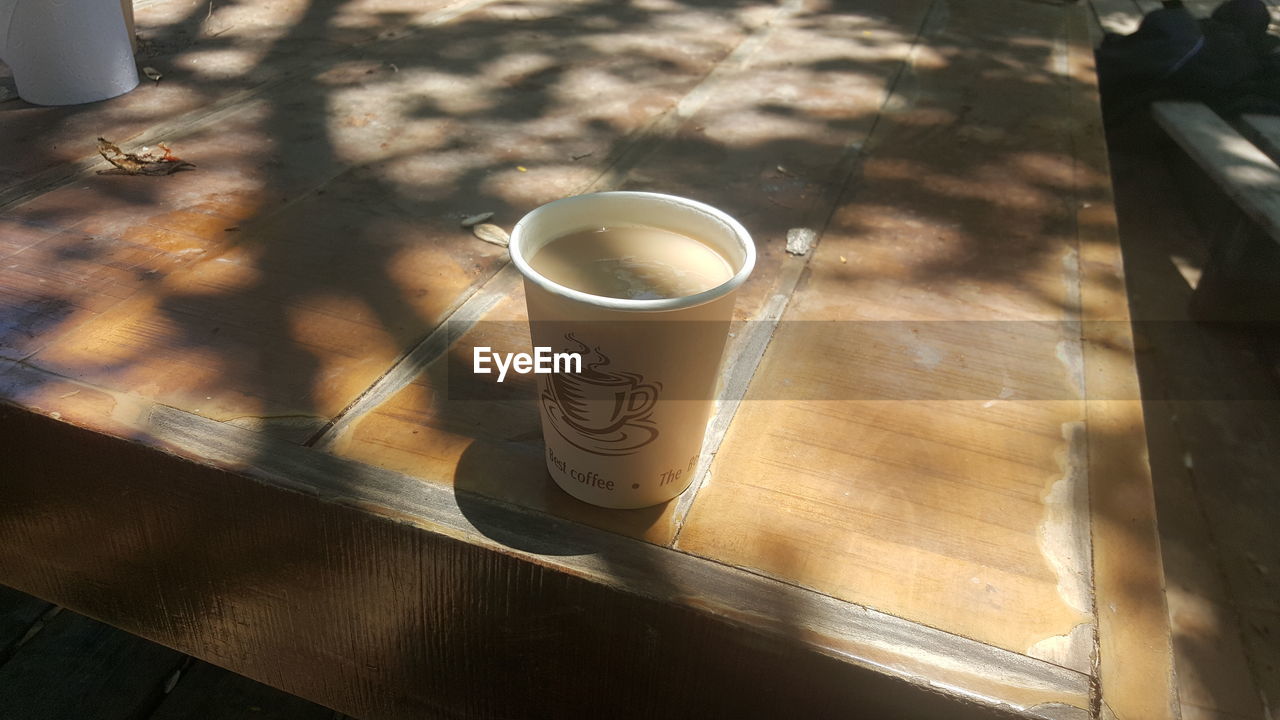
[509,192,755,509]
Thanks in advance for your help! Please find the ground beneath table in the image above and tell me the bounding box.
[0,584,342,720]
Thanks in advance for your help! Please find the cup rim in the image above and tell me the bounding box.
[508,191,756,312]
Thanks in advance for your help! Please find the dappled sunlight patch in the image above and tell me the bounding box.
[383,239,506,313]
[159,248,265,295]
[377,153,475,194]
[177,48,266,79]
[703,110,827,145]
[1168,254,1203,289]
[478,0,570,23]
[198,0,311,38]
[133,0,200,26]
[1010,152,1075,189]
[284,295,404,411]
[153,124,278,175]
[1213,131,1280,187]
[783,15,927,66]
[0,2,1156,714]
[328,7,407,33]
[479,164,593,207]
[575,12,743,57]
[555,62,646,101]
[37,304,186,386]
[120,225,213,261]
[805,197,1082,322]
[393,69,500,115]
[485,50,561,86]
[861,155,1059,212]
[12,171,269,254]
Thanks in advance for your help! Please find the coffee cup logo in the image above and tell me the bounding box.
[540,333,661,456]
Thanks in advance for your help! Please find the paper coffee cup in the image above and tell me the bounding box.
[508,192,755,509]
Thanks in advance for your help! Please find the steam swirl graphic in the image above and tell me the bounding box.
[540,333,661,456]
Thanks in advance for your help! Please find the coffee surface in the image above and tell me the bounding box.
[529,226,733,300]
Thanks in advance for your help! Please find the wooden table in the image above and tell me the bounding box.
[0,1,1175,718]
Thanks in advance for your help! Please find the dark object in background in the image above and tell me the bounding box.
[1097,0,1280,125]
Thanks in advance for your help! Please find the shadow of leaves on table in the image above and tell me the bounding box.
[0,0,1149,717]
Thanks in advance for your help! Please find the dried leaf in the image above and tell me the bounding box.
[96,137,195,176]
[472,223,509,247]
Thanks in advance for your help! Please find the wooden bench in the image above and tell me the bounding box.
[1152,101,1280,321]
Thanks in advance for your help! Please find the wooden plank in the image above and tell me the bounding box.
[309,263,524,446]
[150,662,336,720]
[5,0,775,443]
[0,586,53,666]
[0,0,493,207]
[0,400,1092,720]
[1068,12,1181,720]
[1144,403,1268,719]
[1134,322,1280,618]
[1154,101,1280,246]
[0,608,184,720]
[0,1,1161,718]
[0,226,211,363]
[677,0,1097,676]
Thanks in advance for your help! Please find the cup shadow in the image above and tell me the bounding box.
[451,439,669,556]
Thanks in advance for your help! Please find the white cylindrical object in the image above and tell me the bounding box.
[0,0,139,106]
[509,192,756,509]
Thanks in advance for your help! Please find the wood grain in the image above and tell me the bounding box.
[0,0,1166,717]
[2,0,766,442]
[0,0,486,207]
[677,0,1099,670]
[323,0,939,542]
[1069,11,1178,720]
[0,400,1091,719]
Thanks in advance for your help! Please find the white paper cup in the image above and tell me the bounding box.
[509,192,755,509]
[0,0,140,106]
